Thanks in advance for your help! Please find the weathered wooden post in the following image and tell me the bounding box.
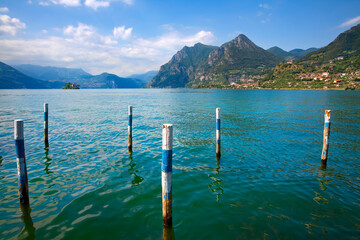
[162,124,173,227]
[321,110,331,168]
[44,103,48,146]
[128,105,133,152]
[216,108,221,158]
[14,119,30,206]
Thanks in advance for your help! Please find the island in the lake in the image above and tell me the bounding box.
[63,82,80,89]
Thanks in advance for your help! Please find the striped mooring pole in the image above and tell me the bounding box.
[162,124,173,227]
[128,106,133,152]
[14,119,30,206]
[216,108,221,158]
[44,103,48,146]
[321,110,331,168]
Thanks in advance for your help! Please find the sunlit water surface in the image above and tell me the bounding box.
[0,89,359,239]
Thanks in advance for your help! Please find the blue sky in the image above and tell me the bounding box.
[0,0,359,76]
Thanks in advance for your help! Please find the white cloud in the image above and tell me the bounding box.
[338,16,360,28]
[0,23,216,75]
[113,26,132,40]
[64,23,95,39]
[38,0,132,8]
[39,1,50,6]
[64,23,116,44]
[84,0,110,10]
[136,29,216,51]
[121,0,133,5]
[0,14,26,36]
[40,0,81,7]
[0,7,9,12]
[259,3,271,9]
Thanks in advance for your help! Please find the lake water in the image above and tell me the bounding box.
[0,89,359,239]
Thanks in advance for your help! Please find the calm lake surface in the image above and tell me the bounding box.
[0,89,359,239]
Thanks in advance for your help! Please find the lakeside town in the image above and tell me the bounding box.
[208,55,360,90]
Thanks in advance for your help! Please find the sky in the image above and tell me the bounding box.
[0,0,360,76]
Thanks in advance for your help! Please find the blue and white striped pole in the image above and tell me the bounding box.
[162,124,173,227]
[216,108,221,158]
[14,119,30,206]
[321,110,331,168]
[128,105,133,152]
[44,103,48,146]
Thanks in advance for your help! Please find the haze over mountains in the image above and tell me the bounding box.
[0,62,64,89]
[0,63,153,89]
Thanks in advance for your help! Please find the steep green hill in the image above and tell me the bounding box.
[260,24,360,89]
[298,24,360,65]
[0,62,63,89]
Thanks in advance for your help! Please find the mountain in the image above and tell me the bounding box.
[146,43,218,88]
[127,70,158,83]
[146,35,282,88]
[13,64,92,81]
[76,73,146,88]
[267,46,295,60]
[289,48,318,59]
[187,34,282,87]
[0,62,63,89]
[298,24,360,65]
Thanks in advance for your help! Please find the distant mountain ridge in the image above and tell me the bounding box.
[13,64,91,81]
[76,73,146,88]
[0,62,63,89]
[1,63,147,89]
[266,46,318,60]
[289,48,318,58]
[127,70,158,83]
[267,46,294,60]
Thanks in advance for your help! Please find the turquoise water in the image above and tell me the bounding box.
[0,89,360,239]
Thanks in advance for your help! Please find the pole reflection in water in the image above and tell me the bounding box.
[43,144,53,175]
[306,171,330,235]
[18,205,35,240]
[163,225,175,240]
[208,158,224,202]
[128,153,144,186]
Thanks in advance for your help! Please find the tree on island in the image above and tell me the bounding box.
[63,82,80,89]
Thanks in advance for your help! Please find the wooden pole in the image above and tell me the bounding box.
[216,108,221,158]
[44,103,48,146]
[162,124,173,227]
[163,225,174,240]
[128,105,133,152]
[14,119,30,206]
[321,110,331,168]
